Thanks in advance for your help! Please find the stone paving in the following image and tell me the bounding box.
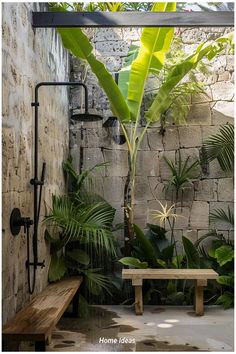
[23,305,234,352]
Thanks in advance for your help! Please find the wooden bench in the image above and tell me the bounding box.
[2,276,83,351]
[122,269,218,316]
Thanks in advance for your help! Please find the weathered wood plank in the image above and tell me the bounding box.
[122,269,218,280]
[134,286,143,315]
[32,11,234,28]
[195,280,205,316]
[3,277,83,342]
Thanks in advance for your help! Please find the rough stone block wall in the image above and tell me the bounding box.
[2,3,69,323]
[70,27,234,249]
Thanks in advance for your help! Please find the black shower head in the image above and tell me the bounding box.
[71,112,103,122]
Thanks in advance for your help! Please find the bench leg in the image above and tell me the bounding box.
[194,279,207,316]
[72,289,80,317]
[134,286,143,315]
[35,341,46,351]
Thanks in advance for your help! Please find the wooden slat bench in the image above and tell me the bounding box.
[2,276,83,351]
[122,269,218,316]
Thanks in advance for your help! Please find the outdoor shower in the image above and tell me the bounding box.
[9,81,102,294]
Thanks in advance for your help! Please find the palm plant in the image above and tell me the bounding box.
[55,2,233,251]
[45,160,117,306]
[203,123,234,172]
[164,151,200,200]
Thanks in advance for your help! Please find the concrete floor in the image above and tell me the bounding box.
[46,305,234,352]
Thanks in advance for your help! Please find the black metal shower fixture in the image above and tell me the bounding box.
[70,84,103,122]
[10,81,96,294]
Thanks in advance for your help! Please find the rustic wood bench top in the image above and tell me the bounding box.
[122,269,218,316]
[122,268,218,280]
[3,276,83,344]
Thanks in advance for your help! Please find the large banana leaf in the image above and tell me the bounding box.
[57,27,131,122]
[127,2,176,120]
[146,32,234,122]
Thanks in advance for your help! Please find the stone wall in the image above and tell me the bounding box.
[2,3,69,323]
[70,27,234,251]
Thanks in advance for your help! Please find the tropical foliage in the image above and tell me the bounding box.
[203,123,234,172]
[54,1,233,251]
[45,159,117,309]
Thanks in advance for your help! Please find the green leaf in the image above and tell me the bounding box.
[57,27,130,122]
[161,244,175,262]
[215,245,234,266]
[156,258,166,268]
[118,44,139,100]
[147,223,167,239]
[48,253,66,282]
[204,124,234,172]
[210,206,234,227]
[133,224,158,267]
[119,257,148,269]
[67,249,90,266]
[216,291,234,309]
[172,255,184,269]
[182,236,200,269]
[146,32,234,122]
[217,275,234,288]
[127,2,176,120]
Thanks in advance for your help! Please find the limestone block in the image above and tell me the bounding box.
[190,201,209,229]
[226,54,234,71]
[181,28,207,44]
[147,129,164,150]
[103,176,124,203]
[201,125,221,142]
[212,101,234,125]
[159,150,175,181]
[192,92,212,104]
[136,150,159,176]
[179,126,202,148]
[208,159,232,179]
[183,229,198,244]
[134,202,148,229]
[134,176,152,201]
[218,71,231,82]
[103,149,128,177]
[187,103,211,125]
[105,56,123,72]
[174,207,190,229]
[163,127,179,151]
[194,179,217,201]
[211,81,234,101]
[210,55,227,74]
[148,177,166,200]
[210,201,234,231]
[122,28,141,41]
[2,295,16,324]
[95,41,129,56]
[218,178,234,202]
[94,28,123,42]
[83,147,105,174]
[137,127,149,151]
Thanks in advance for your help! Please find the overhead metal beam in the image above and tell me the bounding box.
[32,11,234,28]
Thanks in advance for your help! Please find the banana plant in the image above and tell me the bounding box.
[56,3,234,251]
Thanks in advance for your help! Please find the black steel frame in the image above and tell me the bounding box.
[32,11,234,28]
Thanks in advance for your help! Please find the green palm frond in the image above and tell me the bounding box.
[210,207,234,227]
[164,151,199,193]
[203,124,234,172]
[82,268,113,296]
[45,195,116,255]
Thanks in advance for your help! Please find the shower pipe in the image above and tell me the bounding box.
[28,81,89,293]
